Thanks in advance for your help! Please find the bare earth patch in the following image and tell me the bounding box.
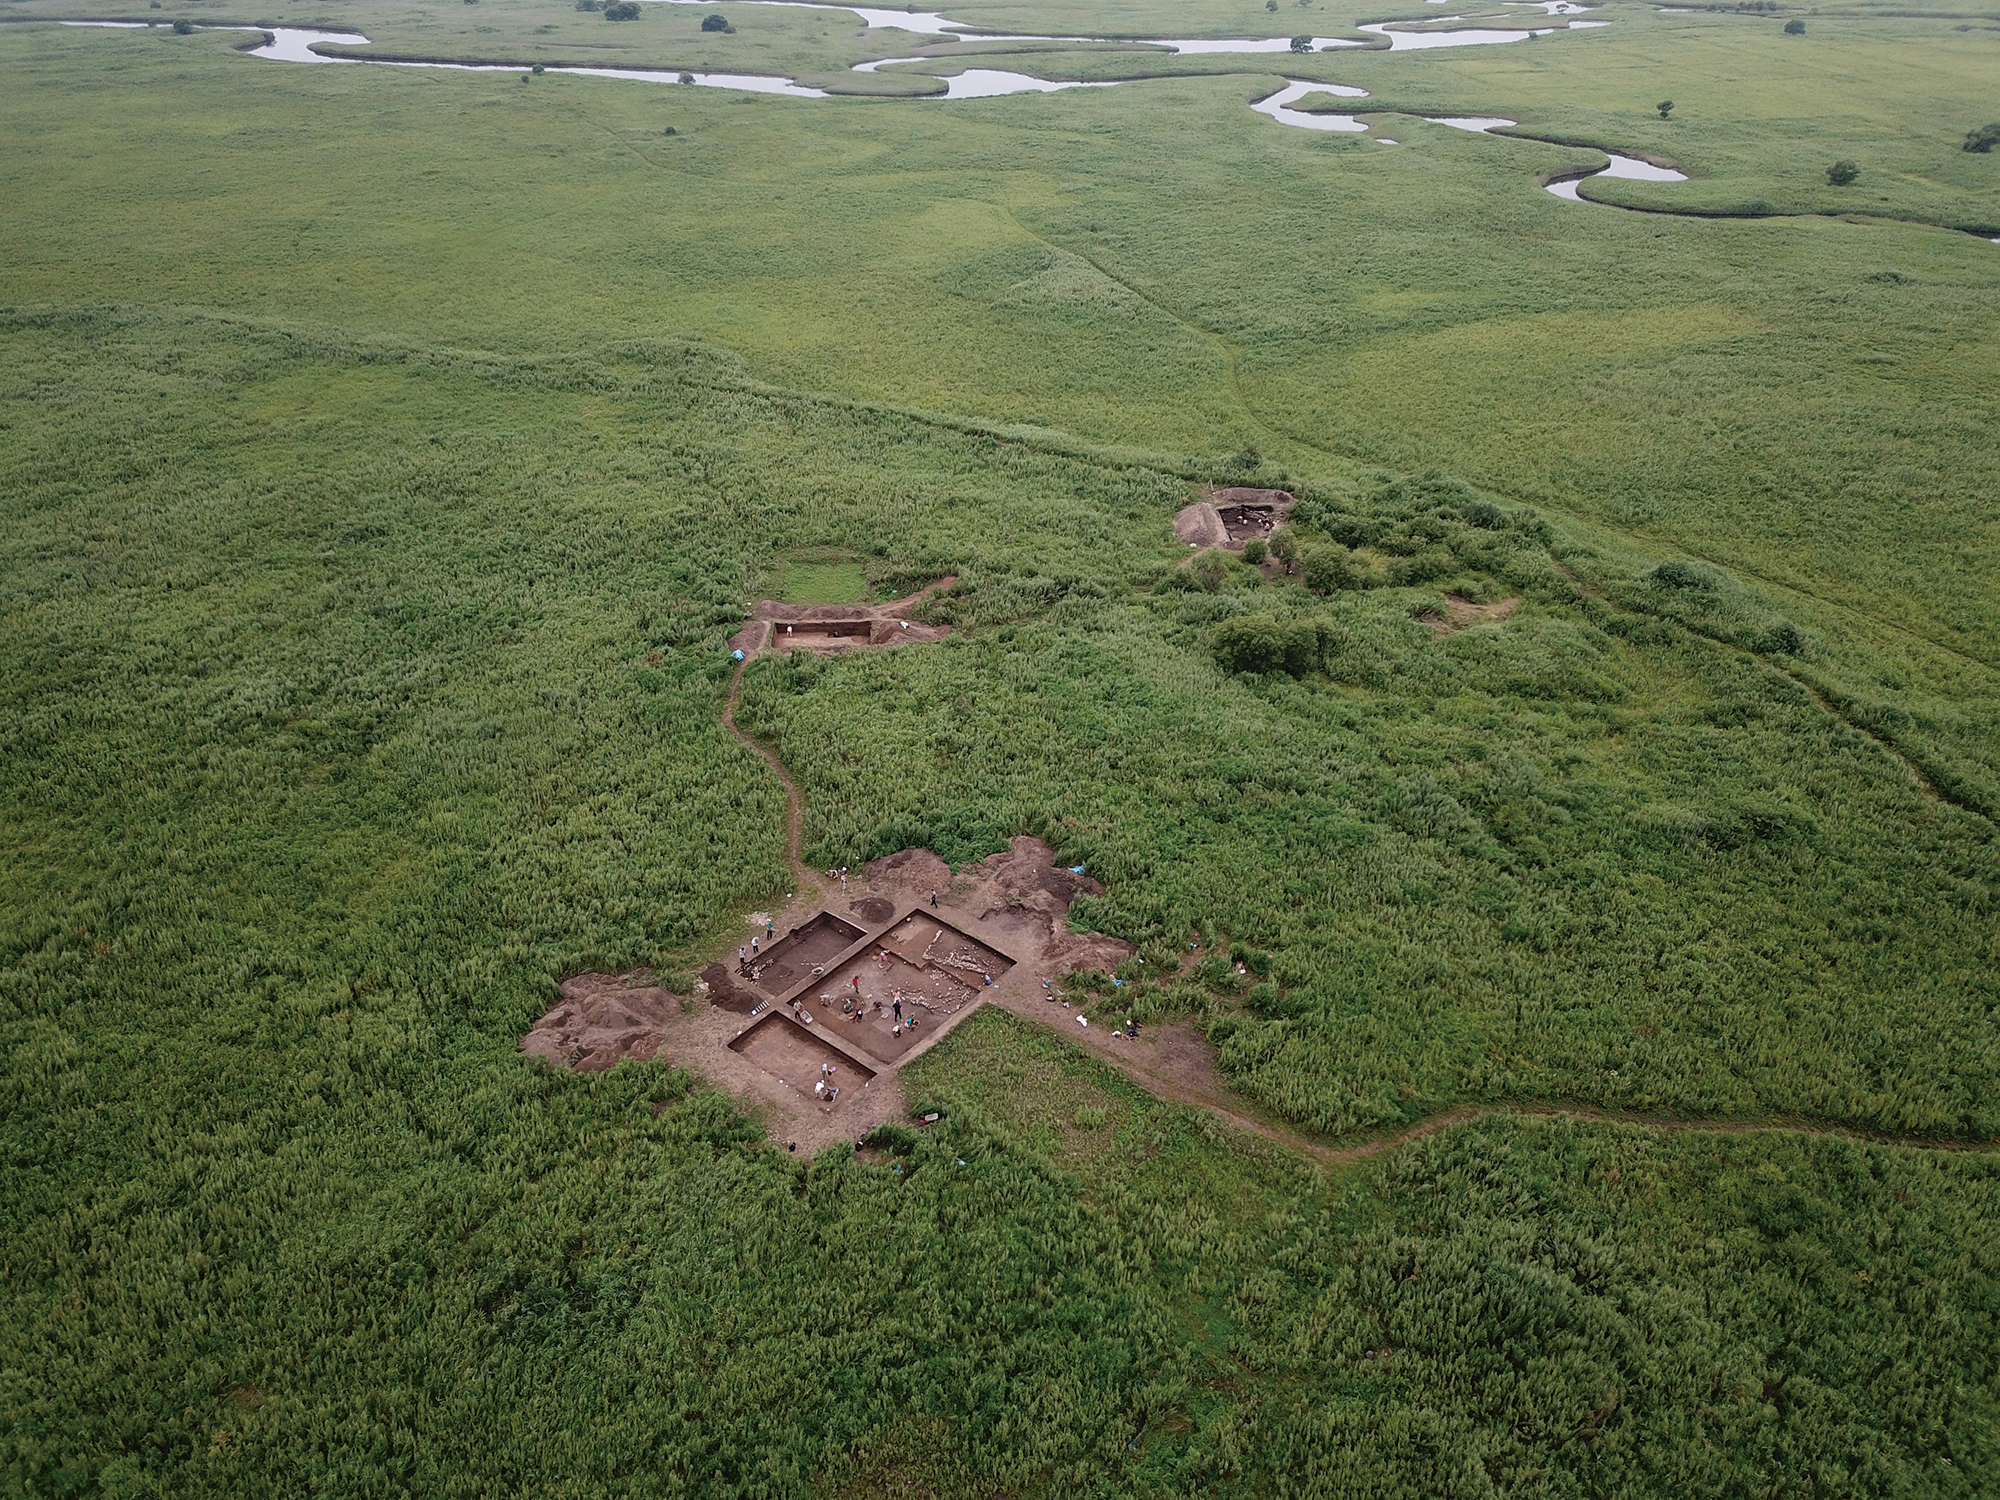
[523,836,1134,1154]
[1420,593,1522,636]
[1171,487,1295,552]
[733,576,957,659]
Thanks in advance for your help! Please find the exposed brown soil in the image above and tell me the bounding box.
[728,1011,877,1089]
[1172,488,1295,552]
[751,576,957,656]
[1420,593,1522,637]
[697,960,761,1014]
[521,972,683,1074]
[886,835,1136,976]
[848,895,897,925]
[527,836,1134,1153]
[740,910,866,995]
[524,968,905,1153]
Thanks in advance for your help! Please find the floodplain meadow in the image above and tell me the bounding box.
[2,3,1998,1493]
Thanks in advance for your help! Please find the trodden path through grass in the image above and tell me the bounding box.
[720,574,962,902]
[995,989,2000,1165]
[721,619,822,901]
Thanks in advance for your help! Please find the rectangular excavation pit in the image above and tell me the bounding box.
[810,915,1015,1065]
[727,1012,875,1095]
[744,910,865,994]
[1217,503,1278,541]
[775,618,871,645]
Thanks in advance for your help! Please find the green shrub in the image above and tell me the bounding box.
[1649,559,1720,590]
[1388,549,1454,586]
[1211,613,1323,676]
[1828,159,1860,185]
[1302,545,1364,593]
[1242,537,1268,566]
[1965,122,2000,153]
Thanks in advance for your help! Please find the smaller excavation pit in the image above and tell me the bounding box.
[741,911,866,995]
[813,915,1016,1065]
[751,592,956,658]
[1171,488,1295,553]
[727,1012,876,1104]
[1217,503,1278,541]
[777,617,872,648]
[724,1012,872,1104]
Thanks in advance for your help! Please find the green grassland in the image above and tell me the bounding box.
[3,3,1999,1493]
[770,550,875,604]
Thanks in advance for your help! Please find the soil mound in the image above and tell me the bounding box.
[964,836,1135,975]
[849,895,897,924]
[522,972,681,1072]
[864,845,953,895]
[699,960,761,1012]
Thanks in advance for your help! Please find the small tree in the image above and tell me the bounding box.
[1827,158,1859,185]
[604,1,641,17]
[171,17,194,32]
[701,11,730,28]
[1266,0,1279,12]
[1783,17,1804,32]
[1289,34,1314,51]
[1656,99,1674,119]
[1242,537,1268,565]
[1191,551,1230,594]
[679,71,696,82]
[1965,123,2000,153]
[1269,530,1299,573]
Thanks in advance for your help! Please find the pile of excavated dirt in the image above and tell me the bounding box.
[868,835,1136,977]
[848,895,897,925]
[698,961,762,1013]
[521,972,684,1074]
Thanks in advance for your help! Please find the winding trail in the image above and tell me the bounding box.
[718,575,961,900]
[720,619,824,900]
[992,992,2000,1166]
[1307,1100,2000,1165]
